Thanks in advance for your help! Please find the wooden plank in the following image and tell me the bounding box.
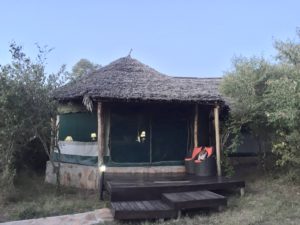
[136,201,147,211]
[152,200,167,210]
[132,201,142,211]
[126,202,137,211]
[143,201,155,210]
[130,201,139,211]
[185,191,203,200]
[111,202,121,211]
[120,202,130,211]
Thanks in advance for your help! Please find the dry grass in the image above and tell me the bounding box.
[109,170,300,225]
[0,172,108,223]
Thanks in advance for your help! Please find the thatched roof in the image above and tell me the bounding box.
[54,56,224,104]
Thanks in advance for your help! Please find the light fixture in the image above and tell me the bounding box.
[91,133,97,141]
[99,165,106,172]
[136,131,146,143]
[140,131,146,142]
[65,136,73,141]
[140,131,146,138]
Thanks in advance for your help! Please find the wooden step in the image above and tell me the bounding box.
[162,190,227,210]
[111,200,177,220]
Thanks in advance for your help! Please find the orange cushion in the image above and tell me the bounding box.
[185,147,202,160]
[205,146,214,157]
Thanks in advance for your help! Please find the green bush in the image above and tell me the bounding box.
[220,30,300,170]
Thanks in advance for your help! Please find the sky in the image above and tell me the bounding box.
[0,0,299,77]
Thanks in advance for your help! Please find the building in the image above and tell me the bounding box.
[45,56,225,189]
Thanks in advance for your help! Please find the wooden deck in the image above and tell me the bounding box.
[105,173,245,201]
[104,173,245,220]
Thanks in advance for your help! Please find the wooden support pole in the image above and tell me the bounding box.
[214,104,222,176]
[194,104,199,148]
[97,102,105,165]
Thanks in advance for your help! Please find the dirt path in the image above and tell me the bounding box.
[0,208,113,225]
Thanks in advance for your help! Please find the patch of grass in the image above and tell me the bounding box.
[0,172,107,222]
[109,169,300,225]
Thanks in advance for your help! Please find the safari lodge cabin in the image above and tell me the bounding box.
[45,56,226,189]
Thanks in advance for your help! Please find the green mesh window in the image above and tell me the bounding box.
[198,108,210,146]
[110,104,190,164]
[151,106,189,162]
[110,105,150,163]
[59,112,97,142]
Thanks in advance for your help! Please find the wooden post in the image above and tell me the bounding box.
[97,102,105,165]
[214,104,222,176]
[194,104,199,148]
[97,102,106,199]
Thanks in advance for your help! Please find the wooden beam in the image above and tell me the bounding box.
[214,105,222,176]
[194,104,199,148]
[97,102,105,165]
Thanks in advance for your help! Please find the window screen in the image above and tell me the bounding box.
[110,105,150,163]
[109,103,190,164]
[151,106,189,162]
[58,112,97,142]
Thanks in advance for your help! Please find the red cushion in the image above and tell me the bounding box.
[205,147,214,157]
[185,147,202,160]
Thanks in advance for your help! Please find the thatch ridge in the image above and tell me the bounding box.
[54,56,224,104]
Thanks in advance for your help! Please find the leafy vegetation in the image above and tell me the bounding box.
[0,43,67,193]
[220,31,300,174]
[68,58,101,81]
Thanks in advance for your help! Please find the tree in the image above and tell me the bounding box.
[220,57,273,167]
[68,58,101,80]
[0,43,66,192]
[220,31,300,174]
[264,32,300,168]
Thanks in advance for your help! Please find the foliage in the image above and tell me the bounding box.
[68,58,101,80]
[220,115,244,176]
[264,45,300,167]
[220,31,300,169]
[0,43,66,192]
